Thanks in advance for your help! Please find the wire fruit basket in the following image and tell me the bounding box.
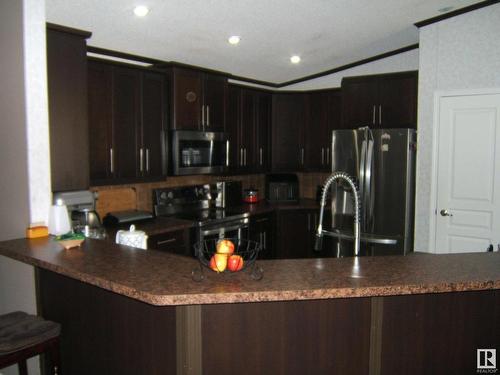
[192,238,263,281]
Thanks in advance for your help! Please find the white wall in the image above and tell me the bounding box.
[414,3,500,253]
[0,0,49,374]
[279,48,419,90]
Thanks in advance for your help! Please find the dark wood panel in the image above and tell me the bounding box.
[341,76,379,129]
[240,89,256,171]
[88,61,113,182]
[172,68,202,130]
[113,67,140,180]
[226,85,241,172]
[306,91,330,170]
[276,210,311,259]
[47,29,89,191]
[37,269,177,375]
[272,93,307,171]
[203,74,227,131]
[255,92,272,172]
[378,72,418,128]
[380,290,500,374]
[141,72,167,178]
[201,298,371,375]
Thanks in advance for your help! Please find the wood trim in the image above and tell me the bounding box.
[46,22,92,39]
[87,44,419,89]
[278,44,419,87]
[414,0,500,28]
[176,305,202,375]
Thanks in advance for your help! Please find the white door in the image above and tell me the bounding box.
[435,93,500,253]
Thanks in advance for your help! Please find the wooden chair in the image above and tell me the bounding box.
[0,311,61,375]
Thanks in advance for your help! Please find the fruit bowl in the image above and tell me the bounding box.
[192,238,263,281]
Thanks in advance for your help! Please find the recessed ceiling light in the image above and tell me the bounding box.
[133,5,149,17]
[438,6,454,13]
[290,55,301,64]
[228,36,241,45]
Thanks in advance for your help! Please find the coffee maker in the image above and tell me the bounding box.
[52,190,105,238]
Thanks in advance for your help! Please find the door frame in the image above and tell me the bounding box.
[428,87,500,253]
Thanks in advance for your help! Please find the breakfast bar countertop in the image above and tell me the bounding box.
[1,236,500,306]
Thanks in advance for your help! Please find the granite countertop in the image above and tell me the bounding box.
[1,236,499,306]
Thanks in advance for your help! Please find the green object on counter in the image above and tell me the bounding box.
[55,232,85,241]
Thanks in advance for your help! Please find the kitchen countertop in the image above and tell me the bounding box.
[1,236,499,306]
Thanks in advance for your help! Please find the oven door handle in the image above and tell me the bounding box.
[201,223,248,236]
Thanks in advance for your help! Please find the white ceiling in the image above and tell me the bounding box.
[46,0,482,84]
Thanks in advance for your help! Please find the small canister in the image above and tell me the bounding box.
[115,225,148,250]
[243,188,259,204]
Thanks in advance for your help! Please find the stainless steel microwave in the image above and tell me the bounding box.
[171,130,229,175]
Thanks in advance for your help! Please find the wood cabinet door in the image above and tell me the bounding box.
[272,94,307,171]
[88,60,113,183]
[141,72,167,178]
[255,92,272,172]
[203,74,227,131]
[341,77,379,129]
[276,210,311,259]
[47,29,89,191]
[172,68,202,130]
[113,67,140,180]
[226,85,241,172]
[325,90,342,171]
[378,72,418,128]
[306,91,330,171]
[250,213,275,259]
[239,89,256,171]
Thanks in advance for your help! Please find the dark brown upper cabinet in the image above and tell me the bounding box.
[226,85,271,173]
[88,60,167,185]
[271,93,308,172]
[171,67,227,132]
[341,71,418,129]
[47,24,91,192]
[305,89,341,172]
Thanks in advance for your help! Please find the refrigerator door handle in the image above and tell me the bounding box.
[365,139,374,230]
[359,139,367,229]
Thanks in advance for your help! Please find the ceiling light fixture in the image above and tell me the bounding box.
[290,55,301,64]
[133,5,150,17]
[228,36,241,45]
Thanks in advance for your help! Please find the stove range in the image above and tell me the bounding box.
[153,183,249,249]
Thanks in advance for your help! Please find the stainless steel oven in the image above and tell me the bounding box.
[172,130,229,175]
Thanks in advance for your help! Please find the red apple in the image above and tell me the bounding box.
[209,253,228,273]
[227,255,244,272]
[216,239,235,255]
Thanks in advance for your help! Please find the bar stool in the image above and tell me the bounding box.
[0,311,61,375]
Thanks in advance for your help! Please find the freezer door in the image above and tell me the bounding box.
[368,128,416,255]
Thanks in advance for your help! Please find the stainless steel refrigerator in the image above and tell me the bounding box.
[326,128,416,256]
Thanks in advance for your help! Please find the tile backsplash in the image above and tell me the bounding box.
[91,173,330,217]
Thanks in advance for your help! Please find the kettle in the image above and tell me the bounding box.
[115,225,148,250]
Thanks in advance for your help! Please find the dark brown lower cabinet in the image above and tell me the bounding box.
[250,212,276,259]
[38,270,500,375]
[148,228,192,256]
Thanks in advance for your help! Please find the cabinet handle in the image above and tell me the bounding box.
[321,148,325,165]
[226,141,230,167]
[379,105,382,125]
[146,148,150,172]
[301,148,305,166]
[157,238,176,245]
[240,148,243,166]
[327,147,330,165]
[263,231,267,249]
[259,232,263,248]
[110,148,114,174]
[307,213,310,231]
[372,105,376,125]
[201,104,205,128]
[206,105,210,127]
[139,148,144,172]
[244,148,247,166]
[260,147,263,166]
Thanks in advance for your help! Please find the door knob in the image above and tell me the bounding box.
[440,209,453,217]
